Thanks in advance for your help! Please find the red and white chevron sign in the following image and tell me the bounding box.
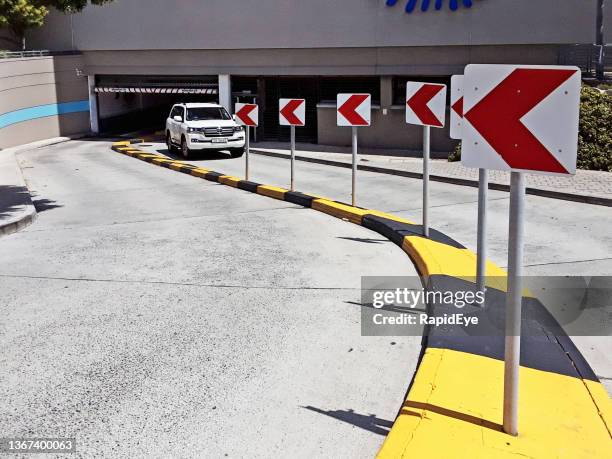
[405,82,447,128]
[235,103,259,127]
[450,75,464,140]
[279,99,306,126]
[337,94,371,126]
[462,65,581,175]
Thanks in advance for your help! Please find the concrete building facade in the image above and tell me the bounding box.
[0,55,90,149]
[8,0,605,151]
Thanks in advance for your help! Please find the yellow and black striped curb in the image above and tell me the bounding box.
[112,139,611,458]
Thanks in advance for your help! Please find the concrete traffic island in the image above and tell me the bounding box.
[111,139,612,458]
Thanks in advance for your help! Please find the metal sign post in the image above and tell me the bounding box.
[290,125,296,191]
[352,126,358,207]
[405,81,447,238]
[451,74,488,292]
[503,171,525,436]
[461,64,581,436]
[279,99,306,191]
[234,103,259,181]
[337,93,371,207]
[476,168,489,292]
[422,126,430,237]
[245,126,250,180]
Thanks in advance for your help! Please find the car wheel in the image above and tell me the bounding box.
[166,132,174,153]
[181,137,191,159]
[230,148,244,158]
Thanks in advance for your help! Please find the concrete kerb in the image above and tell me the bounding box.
[110,139,612,458]
[0,150,37,237]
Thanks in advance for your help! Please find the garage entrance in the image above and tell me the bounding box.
[94,75,219,134]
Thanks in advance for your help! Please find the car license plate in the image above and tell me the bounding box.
[212,138,228,144]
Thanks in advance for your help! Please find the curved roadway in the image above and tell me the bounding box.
[0,140,421,457]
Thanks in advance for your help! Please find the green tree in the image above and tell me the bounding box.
[0,0,113,50]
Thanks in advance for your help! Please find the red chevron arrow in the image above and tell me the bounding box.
[407,84,445,127]
[338,94,369,126]
[236,104,257,126]
[280,99,304,125]
[452,96,464,118]
[464,68,576,173]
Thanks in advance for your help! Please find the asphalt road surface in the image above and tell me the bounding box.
[151,141,612,394]
[0,140,422,458]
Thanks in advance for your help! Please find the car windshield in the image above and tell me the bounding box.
[186,107,231,121]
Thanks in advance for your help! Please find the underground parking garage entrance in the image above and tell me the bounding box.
[93,75,382,144]
[94,75,220,134]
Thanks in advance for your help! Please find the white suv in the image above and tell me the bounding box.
[166,103,245,159]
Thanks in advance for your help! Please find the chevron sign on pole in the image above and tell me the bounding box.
[235,103,258,127]
[450,75,464,140]
[337,94,371,206]
[279,99,306,126]
[404,81,447,238]
[337,94,371,127]
[406,82,447,128]
[459,64,581,437]
[462,64,581,175]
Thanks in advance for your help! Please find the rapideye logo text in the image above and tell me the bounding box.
[386,0,478,14]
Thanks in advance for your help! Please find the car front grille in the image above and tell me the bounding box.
[203,127,234,137]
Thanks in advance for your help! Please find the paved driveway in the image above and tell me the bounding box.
[0,140,421,458]
[151,141,612,394]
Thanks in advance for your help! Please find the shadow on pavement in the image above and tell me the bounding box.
[0,185,34,220]
[301,406,393,436]
[400,400,503,432]
[32,196,62,213]
[157,148,238,162]
[337,237,389,244]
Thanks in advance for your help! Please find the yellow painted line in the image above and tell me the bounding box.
[378,348,612,459]
[190,168,210,178]
[402,236,509,293]
[256,184,287,200]
[112,141,130,147]
[311,198,369,225]
[219,176,242,187]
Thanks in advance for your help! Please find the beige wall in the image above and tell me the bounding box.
[28,0,595,51]
[0,55,90,149]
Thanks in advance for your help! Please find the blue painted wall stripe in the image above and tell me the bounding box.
[0,100,90,129]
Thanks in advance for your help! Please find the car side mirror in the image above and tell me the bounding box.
[173,116,182,122]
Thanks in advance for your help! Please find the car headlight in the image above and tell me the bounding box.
[234,126,244,132]
[188,127,203,133]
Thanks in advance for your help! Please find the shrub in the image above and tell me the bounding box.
[448,86,612,172]
[578,86,612,171]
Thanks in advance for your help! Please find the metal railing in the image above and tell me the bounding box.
[558,44,612,75]
[0,50,80,60]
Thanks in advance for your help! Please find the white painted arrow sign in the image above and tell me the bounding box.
[279,99,306,126]
[461,64,581,175]
[450,75,464,140]
[405,82,447,128]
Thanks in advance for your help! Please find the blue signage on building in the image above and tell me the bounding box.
[386,0,477,14]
